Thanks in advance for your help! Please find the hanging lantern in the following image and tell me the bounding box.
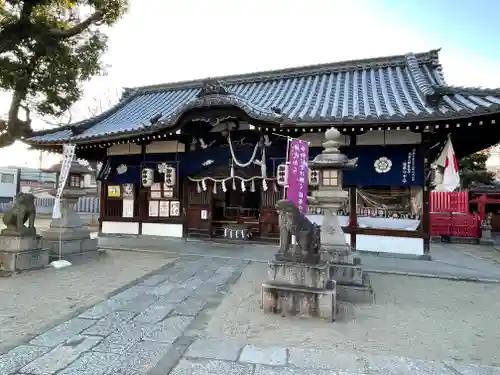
[250,179,255,192]
[141,168,154,187]
[196,181,201,193]
[212,182,217,194]
[308,169,320,186]
[164,167,176,187]
[276,164,288,186]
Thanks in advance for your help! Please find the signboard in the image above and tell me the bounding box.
[286,139,309,215]
[343,145,423,187]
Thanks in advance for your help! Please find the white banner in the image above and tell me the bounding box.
[52,144,76,219]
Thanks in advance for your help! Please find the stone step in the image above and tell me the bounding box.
[328,264,364,285]
[336,284,375,303]
[261,281,337,321]
[43,237,98,257]
[321,249,362,266]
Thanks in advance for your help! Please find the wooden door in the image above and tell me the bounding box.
[184,181,212,238]
[259,186,281,240]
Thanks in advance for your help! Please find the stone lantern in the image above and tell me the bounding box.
[309,127,357,258]
[309,128,374,302]
[41,160,98,259]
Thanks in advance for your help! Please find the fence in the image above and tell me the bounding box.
[0,196,100,215]
[430,191,469,213]
[429,191,482,239]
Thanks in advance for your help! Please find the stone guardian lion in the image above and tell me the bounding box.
[2,192,37,236]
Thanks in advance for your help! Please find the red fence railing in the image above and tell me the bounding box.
[430,212,481,238]
[429,191,481,238]
[430,191,468,213]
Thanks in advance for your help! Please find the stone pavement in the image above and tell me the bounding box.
[1,254,499,375]
[162,341,500,375]
[0,255,248,375]
[99,236,500,282]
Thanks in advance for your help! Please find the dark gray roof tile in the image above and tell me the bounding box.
[27,49,500,144]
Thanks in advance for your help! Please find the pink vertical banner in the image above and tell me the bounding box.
[286,139,309,214]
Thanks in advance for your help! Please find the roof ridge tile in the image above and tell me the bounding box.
[127,49,442,94]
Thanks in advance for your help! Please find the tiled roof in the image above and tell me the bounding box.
[27,49,500,144]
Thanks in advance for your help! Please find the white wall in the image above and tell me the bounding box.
[0,167,17,200]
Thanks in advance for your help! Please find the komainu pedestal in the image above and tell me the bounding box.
[0,193,49,276]
[0,236,49,276]
[261,200,337,321]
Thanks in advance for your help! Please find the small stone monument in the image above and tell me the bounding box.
[261,200,337,321]
[41,161,98,260]
[0,193,49,276]
[309,127,374,302]
[480,215,494,246]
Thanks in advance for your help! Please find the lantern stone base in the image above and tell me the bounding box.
[261,281,337,321]
[0,236,49,276]
[41,201,99,260]
[323,248,374,302]
[42,237,98,260]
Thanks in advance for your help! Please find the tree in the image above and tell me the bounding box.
[0,0,128,147]
[458,151,495,188]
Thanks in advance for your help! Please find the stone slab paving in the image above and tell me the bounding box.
[164,338,500,375]
[2,253,500,375]
[0,256,249,375]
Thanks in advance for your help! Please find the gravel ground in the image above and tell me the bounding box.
[0,250,174,352]
[204,262,500,366]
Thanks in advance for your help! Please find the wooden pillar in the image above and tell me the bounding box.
[348,135,357,249]
[99,180,105,232]
[138,144,146,236]
[421,132,431,255]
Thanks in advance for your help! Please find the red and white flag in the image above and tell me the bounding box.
[434,137,460,192]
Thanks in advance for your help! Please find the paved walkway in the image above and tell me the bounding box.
[99,236,500,282]
[1,254,499,375]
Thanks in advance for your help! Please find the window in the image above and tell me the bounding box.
[69,175,83,188]
[322,170,338,187]
[1,173,15,184]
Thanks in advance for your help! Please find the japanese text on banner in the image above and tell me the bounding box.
[286,139,309,214]
[401,148,417,185]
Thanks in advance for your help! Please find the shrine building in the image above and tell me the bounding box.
[24,49,500,257]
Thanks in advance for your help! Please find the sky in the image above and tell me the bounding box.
[0,0,499,168]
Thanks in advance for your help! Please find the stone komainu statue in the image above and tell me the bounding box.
[2,192,37,236]
[275,199,320,263]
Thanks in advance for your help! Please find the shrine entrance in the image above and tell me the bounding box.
[183,162,282,242]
